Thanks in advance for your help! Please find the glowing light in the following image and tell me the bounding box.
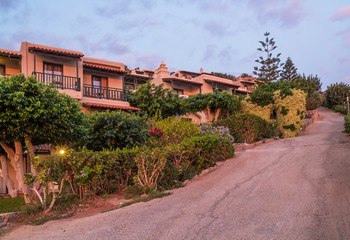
[59,150,65,155]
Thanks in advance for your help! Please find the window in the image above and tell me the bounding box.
[92,75,108,97]
[0,65,5,75]
[173,88,184,95]
[43,62,63,86]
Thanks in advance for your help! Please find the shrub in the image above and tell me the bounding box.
[274,89,306,138]
[333,105,348,115]
[345,115,350,133]
[158,135,234,190]
[213,113,275,143]
[242,96,272,121]
[34,147,141,200]
[86,111,149,150]
[306,91,322,110]
[148,117,200,146]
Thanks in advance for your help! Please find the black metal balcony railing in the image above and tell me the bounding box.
[83,84,127,101]
[33,72,81,91]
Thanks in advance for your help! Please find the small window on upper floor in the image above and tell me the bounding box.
[0,65,5,75]
[173,88,184,95]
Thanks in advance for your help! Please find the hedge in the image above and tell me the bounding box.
[213,113,275,143]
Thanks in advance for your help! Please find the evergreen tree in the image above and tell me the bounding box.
[280,57,298,82]
[253,32,281,83]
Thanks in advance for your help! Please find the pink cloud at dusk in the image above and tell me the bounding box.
[330,6,350,21]
[249,0,307,27]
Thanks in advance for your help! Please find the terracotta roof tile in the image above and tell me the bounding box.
[83,102,140,111]
[235,89,252,94]
[163,77,203,86]
[83,63,127,74]
[0,48,21,57]
[28,43,84,57]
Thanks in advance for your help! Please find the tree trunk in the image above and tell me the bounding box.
[13,141,32,204]
[203,108,213,122]
[0,155,18,198]
[214,108,221,121]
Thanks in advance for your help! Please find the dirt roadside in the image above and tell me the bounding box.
[3,108,350,240]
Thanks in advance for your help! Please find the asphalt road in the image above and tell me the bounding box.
[4,108,350,240]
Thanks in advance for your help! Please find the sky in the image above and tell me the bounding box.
[1,0,350,90]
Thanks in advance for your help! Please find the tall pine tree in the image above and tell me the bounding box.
[280,57,298,82]
[253,32,281,83]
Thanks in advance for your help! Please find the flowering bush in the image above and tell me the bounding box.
[199,124,235,144]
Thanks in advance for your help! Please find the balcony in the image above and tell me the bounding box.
[33,72,81,91]
[83,84,127,101]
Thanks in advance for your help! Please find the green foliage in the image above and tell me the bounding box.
[211,72,236,81]
[249,81,297,107]
[253,32,282,83]
[280,57,298,82]
[0,74,87,145]
[214,113,275,143]
[344,115,350,133]
[325,82,350,109]
[159,135,234,190]
[283,124,296,131]
[0,198,25,213]
[34,147,141,200]
[280,106,289,116]
[128,81,187,118]
[85,111,149,151]
[333,105,348,114]
[186,89,241,116]
[149,117,200,146]
[306,91,323,110]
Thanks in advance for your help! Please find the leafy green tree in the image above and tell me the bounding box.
[294,74,322,93]
[293,74,323,110]
[186,89,241,121]
[325,82,350,108]
[128,81,187,118]
[280,57,298,82]
[249,81,297,107]
[253,32,282,83]
[85,111,149,151]
[0,74,87,203]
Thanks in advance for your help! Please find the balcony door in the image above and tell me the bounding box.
[0,65,5,75]
[92,75,108,98]
[44,62,63,87]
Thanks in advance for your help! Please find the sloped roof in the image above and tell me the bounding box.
[26,42,84,58]
[203,74,241,87]
[0,48,21,58]
[163,77,203,86]
[83,103,140,111]
[83,63,127,74]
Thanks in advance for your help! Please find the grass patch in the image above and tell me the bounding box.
[0,198,25,213]
[24,212,75,226]
[121,191,172,208]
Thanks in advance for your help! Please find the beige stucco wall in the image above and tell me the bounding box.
[20,42,84,100]
[172,82,201,95]
[0,57,21,75]
[83,72,123,89]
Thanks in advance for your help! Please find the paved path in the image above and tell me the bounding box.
[4,108,350,240]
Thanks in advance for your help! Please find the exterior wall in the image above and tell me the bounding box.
[83,71,123,89]
[172,82,201,96]
[20,42,84,100]
[0,57,21,75]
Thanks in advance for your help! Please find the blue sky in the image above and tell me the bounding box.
[1,0,350,90]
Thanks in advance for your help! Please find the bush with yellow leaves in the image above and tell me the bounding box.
[242,96,272,121]
[273,89,306,138]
